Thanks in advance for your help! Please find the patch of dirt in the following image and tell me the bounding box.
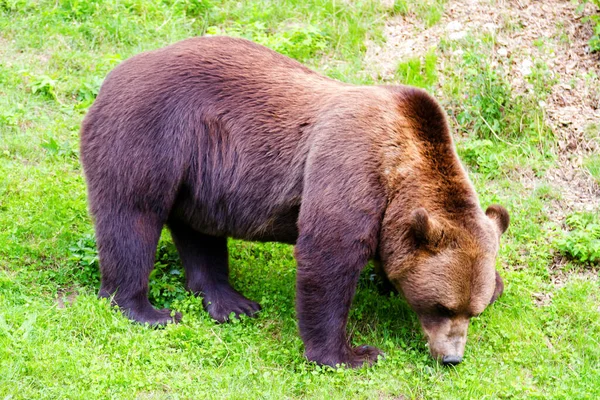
[367,0,600,221]
[532,290,553,307]
[56,291,78,309]
[0,35,10,59]
[550,255,599,280]
[533,255,599,306]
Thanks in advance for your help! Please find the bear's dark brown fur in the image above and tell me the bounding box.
[80,36,509,367]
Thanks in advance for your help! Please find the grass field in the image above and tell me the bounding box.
[1,0,599,398]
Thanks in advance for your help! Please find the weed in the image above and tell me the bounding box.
[455,53,517,142]
[533,183,561,201]
[68,233,101,287]
[149,241,187,309]
[557,212,600,265]
[440,37,554,150]
[0,105,24,131]
[585,122,600,140]
[585,154,600,184]
[525,61,557,97]
[392,0,445,27]
[28,74,58,101]
[76,76,103,109]
[394,49,437,89]
[41,137,78,159]
[577,0,600,52]
[212,21,328,63]
[438,36,555,183]
[456,139,502,177]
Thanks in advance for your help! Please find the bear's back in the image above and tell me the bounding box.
[80,37,352,243]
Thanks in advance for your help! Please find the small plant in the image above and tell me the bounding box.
[584,154,600,184]
[76,76,103,109]
[557,212,600,265]
[392,0,445,27]
[28,74,58,100]
[0,0,29,12]
[577,0,600,52]
[271,24,328,62]
[217,21,328,63]
[448,49,553,152]
[68,233,101,287]
[456,138,502,177]
[166,0,214,18]
[149,242,186,309]
[0,111,16,127]
[41,136,78,159]
[457,55,512,141]
[395,50,437,89]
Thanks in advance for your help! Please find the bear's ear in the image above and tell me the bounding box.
[485,204,510,235]
[410,208,442,245]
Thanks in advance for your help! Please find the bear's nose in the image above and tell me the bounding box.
[441,355,463,366]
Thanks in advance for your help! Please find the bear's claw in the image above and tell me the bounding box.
[347,345,385,367]
[306,344,384,368]
[203,286,261,323]
[124,306,182,326]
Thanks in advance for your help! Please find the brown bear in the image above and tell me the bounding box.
[80,36,509,368]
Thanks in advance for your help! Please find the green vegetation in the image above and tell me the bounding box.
[1,0,599,398]
[585,154,600,184]
[392,0,446,27]
[395,50,438,89]
[558,213,600,265]
[436,35,555,181]
[579,0,600,51]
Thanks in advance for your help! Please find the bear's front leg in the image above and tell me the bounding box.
[295,131,387,367]
[295,229,383,368]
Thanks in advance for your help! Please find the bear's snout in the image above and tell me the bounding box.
[420,315,469,365]
[441,355,463,366]
[426,333,467,365]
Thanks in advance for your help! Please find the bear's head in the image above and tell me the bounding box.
[379,204,509,365]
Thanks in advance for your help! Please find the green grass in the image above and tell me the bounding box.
[395,49,438,89]
[436,33,556,179]
[1,0,600,398]
[585,154,600,184]
[558,213,600,265]
[578,0,600,52]
[392,0,446,27]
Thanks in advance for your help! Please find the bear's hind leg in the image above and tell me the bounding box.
[168,220,260,322]
[96,210,181,325]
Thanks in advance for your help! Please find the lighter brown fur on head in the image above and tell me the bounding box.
[381,205,507,363]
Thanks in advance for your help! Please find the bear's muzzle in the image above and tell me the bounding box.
[420,315,469,365]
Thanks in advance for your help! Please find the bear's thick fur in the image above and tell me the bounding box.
[80,36,509,367]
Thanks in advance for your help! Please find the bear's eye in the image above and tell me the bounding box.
[435,304,456,317]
